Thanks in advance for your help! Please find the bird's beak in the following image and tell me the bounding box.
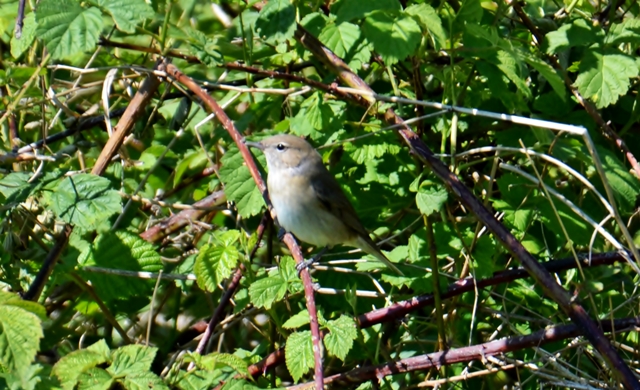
[243,139,264,150]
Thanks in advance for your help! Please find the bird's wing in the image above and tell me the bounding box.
[309,168,370,238]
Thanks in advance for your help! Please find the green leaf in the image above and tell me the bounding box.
[248,272,288,309]
[198,353,250,377]
[121,371,168,390]
[405,3,447,50]
[362,10,421,65]
[11,13,37,59]
[194,237,240,292]
[35,0,103,59]
[487,51,531,99]
[284,331,314,382]
[524,56,567,101]
[255,0,295,45]
[108,345,158,377]
[348,137,401,164]
[53,349,107,389]
[0,172,39,206]
[545,19,603,54]
[472,235,496,279]
[283,310,310,329]
[49,174,121,232]
[319,22,360,59]
[78,231,162,302]
[0,291,46,320]
[94,0,154,33]
[598,148,640,213]
[219,146,265,218]
[324,315,357,361]
[0,297,43,375]
[76,368,113,390]
[455,0,483,25]
[605,18,640,46]
[185,28,225,67]
[335,0,401,23]
[574,48,638,108]
[416,186,448,216]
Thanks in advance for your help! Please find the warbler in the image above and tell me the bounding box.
[245,134,403,275]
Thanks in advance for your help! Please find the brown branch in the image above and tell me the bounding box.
[139,190,226,243]
[292,315,640,388]
[92,59,164,176]
[22,224,73,301]
[193,213,271,356]
[246,251,627,379]
[163,63,325,389]
[293,24,639,389]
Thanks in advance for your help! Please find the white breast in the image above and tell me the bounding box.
[267,168,349,248]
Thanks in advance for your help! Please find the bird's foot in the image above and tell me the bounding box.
[296,247,329,277]
[277,227,286,241]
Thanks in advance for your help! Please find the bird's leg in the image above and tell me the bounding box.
[296,246,328,274]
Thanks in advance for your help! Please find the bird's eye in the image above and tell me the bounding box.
[276,143,286,151]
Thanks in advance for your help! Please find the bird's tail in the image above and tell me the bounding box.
[355,235,404,275]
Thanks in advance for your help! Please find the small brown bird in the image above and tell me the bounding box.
[245,134,403,274]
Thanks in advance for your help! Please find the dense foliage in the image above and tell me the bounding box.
[0,0,639,388]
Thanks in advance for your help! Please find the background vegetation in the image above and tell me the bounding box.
[0,0,639,388]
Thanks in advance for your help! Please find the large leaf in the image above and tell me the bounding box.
[194,231,241,292]
[0,294,43,376]
[78,231,162,302]
[284,331,314,382]
[255,0,295,45]
[219,146,265,218]
[49,174,121,232]
[574,48,638,108]
[362,10,421,65]
[35,0,103,59]
[324,315,357,361]
[95,0,154,33]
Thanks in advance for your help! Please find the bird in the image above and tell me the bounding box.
[244,134,403,275]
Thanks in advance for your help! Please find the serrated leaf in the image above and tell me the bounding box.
[95,0,154,33]
[219,146,265,218]
[194,242,240,292]
[35,0,103,59]
[108,345,158,377]
[255,0,295,45]
[605,18,640,45]
[49,174,121,232]
[324,315,357,361]
[53,349,107,388]
[349,140,401,164]
[574,48,638,108]
[455,0,483,25]
[416,186,448,216]
[284,331,314,382]
[76,367,113,390]
[545,18,603,54]
[121,371,168,390]
[248,273,288,309]
[319,22,361,59]
[11,13,37,59]
[0,302,43,375]
[199,353,250,377]
[405,3,447,50]
[78,231,162,302]
[0,172,38,206]
[283,310,310,329]
[335,0,401,23]
[362,10,421,65]
[0,291,46,320]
